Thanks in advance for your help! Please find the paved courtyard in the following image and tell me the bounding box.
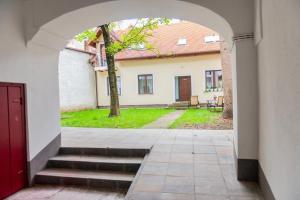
[62,128,263,200]
[9,128,263,200]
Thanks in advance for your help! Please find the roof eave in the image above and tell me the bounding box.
[115,50,220,61]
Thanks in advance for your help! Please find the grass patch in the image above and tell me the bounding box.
[169,108,222,129]
[61,108,175,128]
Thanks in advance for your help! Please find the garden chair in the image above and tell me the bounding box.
[207,96,224,111]
[190,96,199,107]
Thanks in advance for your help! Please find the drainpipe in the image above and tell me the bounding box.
[95,70,99,109]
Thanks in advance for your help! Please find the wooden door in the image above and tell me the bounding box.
[179,76,191,101]
[0,86,11,199]
[0,83,27,199]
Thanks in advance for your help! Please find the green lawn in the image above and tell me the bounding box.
[169,108,222,129]
[61,108,175,128]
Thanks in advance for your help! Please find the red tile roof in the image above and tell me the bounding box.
[114,21,220,61]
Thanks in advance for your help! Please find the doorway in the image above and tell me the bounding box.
[175,76,191,102]
[0,83,27,199]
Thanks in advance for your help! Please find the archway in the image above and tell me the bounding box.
[26,0,258,181]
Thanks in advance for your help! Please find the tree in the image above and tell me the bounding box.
[220,40,233,119]
[76,18,170,117]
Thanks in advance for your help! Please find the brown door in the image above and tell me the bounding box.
[178,76,191,101]
[0,83,27,199]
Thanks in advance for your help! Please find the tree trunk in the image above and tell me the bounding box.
[101,24,120,117]
[221,40,233,119]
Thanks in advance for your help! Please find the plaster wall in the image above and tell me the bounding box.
[257,0,300,199]
[97,54,222,106]
[59,49,97,111]
[0,0,61,160]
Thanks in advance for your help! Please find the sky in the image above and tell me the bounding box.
[115,18,181,30]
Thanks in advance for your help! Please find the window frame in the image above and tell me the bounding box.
[100,43,107,66]
[205,70,223,91]
[107,76,121,96]
[138,74,153,95]
[177,38,187,45]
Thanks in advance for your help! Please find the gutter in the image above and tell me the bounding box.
[115,50,220,61]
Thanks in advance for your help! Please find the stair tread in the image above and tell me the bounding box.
[49,155,143,164]
[36,168,135,182]
[60,147,150,151]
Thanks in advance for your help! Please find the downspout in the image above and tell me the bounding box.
[88,53,100,109]
[95,70,99,108]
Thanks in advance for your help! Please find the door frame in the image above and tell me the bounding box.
[175,76,192,102]
[0,82,28,192]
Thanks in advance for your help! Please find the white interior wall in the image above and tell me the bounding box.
[234,39,258,159]
[257,0,300,199]
[0,0,61,160]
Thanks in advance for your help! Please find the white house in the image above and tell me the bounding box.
[94,22,224,107]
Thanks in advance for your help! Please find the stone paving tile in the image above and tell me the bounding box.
[7,185,125,200]
[229,196,262,200]
[127,192,161,200]
[141,162,169,176]
[6,185,63,200]
[195,178,228,195]
[133,183,164,193]
[170,153,194,164]
[163,184,195,194]
[152,144,173,152]
[172,144,194,153]
[218,154,235,165]
[135,175,165,185]
[196,194,231,200]
[167,163,194,177]
[216,146,234,155]
[160,193,195,200]
[194,164,223,179]
[163,177,194,194]
[48,187,95,200]
[194,154,219,164]
[193,145,216,154]
[165,176,194,185]
[147,152,170,163]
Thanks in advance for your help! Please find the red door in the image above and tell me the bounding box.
[179,76,191,101]
[0,83,27,199]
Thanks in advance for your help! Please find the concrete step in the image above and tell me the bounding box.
[47,155,143,173]
[59,147,150,157]
[169,101,190,109]
[35,168,135,190]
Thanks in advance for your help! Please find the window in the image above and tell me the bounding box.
[129,43,145,50]
[100,44,107,66]
[107,76,121,95]
[177,38,187,45]
[138,74,153,94]
[205,70,223,90]
[204,35,220,43]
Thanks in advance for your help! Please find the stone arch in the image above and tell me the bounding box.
[25,0,258,180]
[27,0,235,50]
